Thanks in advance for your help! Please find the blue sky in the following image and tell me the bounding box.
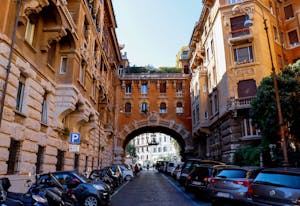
[112,0,202,68]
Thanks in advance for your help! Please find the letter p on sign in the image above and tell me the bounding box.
[70,132,80,144]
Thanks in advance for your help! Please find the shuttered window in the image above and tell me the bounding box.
[176,82,182,93]
[230,15,250,37]
[160,81,167,93]
[238,79,257,98]
[284,4,294,20]
[125,102,131,113]
[288,30,299,45]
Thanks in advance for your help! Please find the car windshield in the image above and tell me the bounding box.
[254,172,300,189]
[216,169,247,178]
[72,172,91,183]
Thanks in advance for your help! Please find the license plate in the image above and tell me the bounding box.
[217,192,230,198]
[192,181,202,186]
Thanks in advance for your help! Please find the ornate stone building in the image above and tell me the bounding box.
[0,0,121,180]
[189,0,299,162]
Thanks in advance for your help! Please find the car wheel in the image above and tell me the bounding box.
[125,175,132,181]
[83,195,98,206]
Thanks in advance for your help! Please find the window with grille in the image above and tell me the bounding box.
[74,154,79,170]
[234,46,253,64]
[41,94,48,124]
[160,81,167,93]
[36,145,45,174]
[284,4,294,20]
[7,140,21,174]
[125,83,132,94]
[159,102,167,113]
[125,102,131,113]
[288,30,299,46]
[16,74,26,112]
[56,150,64,171]
[230,15,250,38]
[241,118,260,137]
[176,102,183,114]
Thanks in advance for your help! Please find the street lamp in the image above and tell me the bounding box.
[232,3,289,166]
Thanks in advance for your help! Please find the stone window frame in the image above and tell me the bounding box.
[16,74,26,113]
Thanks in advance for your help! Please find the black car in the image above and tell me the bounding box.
[184,164,233,197]
[39,171,110,206]
[179,159,224,185]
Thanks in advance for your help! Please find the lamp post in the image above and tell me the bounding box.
[232,3,289,166]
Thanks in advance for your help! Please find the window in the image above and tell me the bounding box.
[7,140,20,174]
[158,147,161,153]
[91,78,96,98]
[206,47,210,61]
[209,96,213,116]
[204,111,209,120]
[212,66,217,86]
[160,102,167,113]
[164,136,166,142]
[269,1,274,14]
[153,147,157,153]
[60,57,67,74]
[238,79,257,98]
[125,102,131,113]
[284,4,294,20]
[48,41,56,67]
[141,102,148,113]
[41,93,48,124]
[25,20,35,45]
[192,109,196,125]
[228,0,245,4]
[196,105,200,122]
[85,156,88,172]
[36,145,45,174]
[211,40,214,55]
[273,26,279,42]
[214,93,218,113]
[176,81,183,93]
[241,118,260,136]
[16,74,26,112]
[56,150,64,171]
[230,15,250,38]
[277,55,283,69]
[125,83,132,94]
[176,102,183,114]
[288,30,299,46]
[79,61,86,85]
[141,83,148,94]
[234,46,253,64]
[160,81,167,93]
[163,147,167,152]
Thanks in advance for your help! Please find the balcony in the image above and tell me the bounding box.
[228,28,253,45]
[227,96,256,111]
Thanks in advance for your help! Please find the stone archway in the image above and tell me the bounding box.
[114,112,192,164]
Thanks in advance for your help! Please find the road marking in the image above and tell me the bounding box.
[111,180,130,198]
[161,174,201,206]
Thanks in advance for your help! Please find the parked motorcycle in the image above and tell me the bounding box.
[1,177,48,206]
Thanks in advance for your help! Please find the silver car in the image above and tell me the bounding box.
[208,166,262,206]
[246,167,300,206]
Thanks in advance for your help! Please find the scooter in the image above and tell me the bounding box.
[2,177,48,206]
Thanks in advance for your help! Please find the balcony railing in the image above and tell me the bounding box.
[229,28,253,45]
[227,96,256,111]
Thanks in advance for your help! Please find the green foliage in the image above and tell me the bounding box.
[157,67,182,73]
[125,66,149,73]
[125,144,137,158]
[233,146,261,166]
[250,60,300,143]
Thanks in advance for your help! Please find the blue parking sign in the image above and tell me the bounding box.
[70,132,80,144]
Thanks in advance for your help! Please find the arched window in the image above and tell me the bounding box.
[160,102,167,113]
[176,102,183,114]
[125,102,131,113]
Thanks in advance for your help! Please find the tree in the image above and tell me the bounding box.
[125,144,137,159]
[250,60,300,144]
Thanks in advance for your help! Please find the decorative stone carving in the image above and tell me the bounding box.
[21,0,49,17]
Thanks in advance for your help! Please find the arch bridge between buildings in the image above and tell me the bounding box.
[114,112,192,164]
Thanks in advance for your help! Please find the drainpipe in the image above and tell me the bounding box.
[0,0,22,126]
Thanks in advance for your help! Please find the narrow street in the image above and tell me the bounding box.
[111,169,211,206]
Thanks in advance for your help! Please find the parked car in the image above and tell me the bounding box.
[179,159,224,185]
[245,167,300,206]
[89,169,116,192]
[184,164,235,197]
[110,165,123,185]
[40,171,111,206]
[172,163,184,180]
[208,166,262,206]
[167,162,179,175]
[118,165,134,181]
